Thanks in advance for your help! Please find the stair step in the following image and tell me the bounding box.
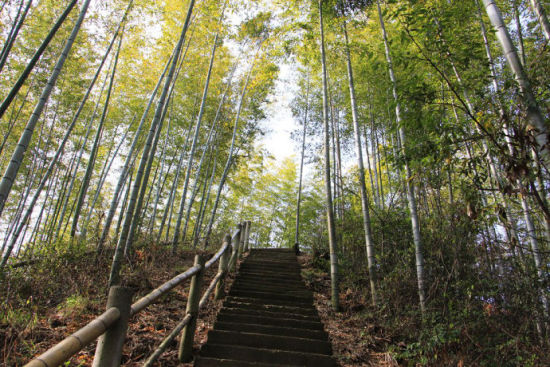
[244,259,300,265]
[231,285,313,297]
[241,262,301,269]
[206,330,332,354]
[228,289,313,304]
[200,344,337,367]
[195,357,284,367]
[249,248,295,253]
[226,296,317,309]
[240,266,301,275]
[197,248,335,366]
[214,321,329,340]
[223,300,318,316]
[234,277,305,286]
[217,311,324,330]
[232,280,306,290]
[222,306,320,322]
[236,274,304,283]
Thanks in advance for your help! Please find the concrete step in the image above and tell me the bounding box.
[222,306,320,322]
[231,284,313,297]
[214,320,329,340]
[226,296,317,309]
[232,279,306,290]
[196,248,335,366]
[241,261,301,268]
[244,258,300,264]
[237,271,304,281]
[250,248,294,252]
[223,300,318,316]
[240,265,301,274]
[228,289,313,304]
[217,311,324,330]
[206,329,332,354]
[200,344,337,367]
[195,357,284,366]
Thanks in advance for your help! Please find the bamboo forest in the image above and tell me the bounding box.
[1,0,550,365]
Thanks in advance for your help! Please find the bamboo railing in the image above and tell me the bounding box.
[24,220,252,367]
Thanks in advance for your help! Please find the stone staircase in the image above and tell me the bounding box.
[195,248,336,366]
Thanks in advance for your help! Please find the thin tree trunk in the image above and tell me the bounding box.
[172,17,224,251]
[71,29,124,238]
[371,118,381,209]
[513,0,526,67]
[0,70,39,158]
[363,125,377,206]
[295,76,309,254]
[109,0,195,287]
[377,0,426,314]
[0,0,79,120]
[529,0,550,41]
[0,0,32,73]
[82,118,135,240]
[343,21,377,306]
[203,51,258,247]
[181,117,222,246]
[0,0,92,218]
[0,4,135,268]
[148,132,175,235]
[116,165,134,242]
[482,0,550,164]
[194,138,223,248]
[126,84,173,248]
[98,54,172,252]
[319,0,340,312]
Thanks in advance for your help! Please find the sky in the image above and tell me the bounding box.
[258,62,301,162]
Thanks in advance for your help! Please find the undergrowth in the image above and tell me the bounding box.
[0,238,226,366]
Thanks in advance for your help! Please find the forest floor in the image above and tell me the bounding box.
[0,242,235,366]
[1,245,400,366]
[298,254,398,367]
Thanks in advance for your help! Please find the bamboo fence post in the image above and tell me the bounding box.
[229,223,242,272]
[237,221,246,258]
[244,220,251,252]
[215,234,231,300]
[92,286,133,367]
[178,254,205,362]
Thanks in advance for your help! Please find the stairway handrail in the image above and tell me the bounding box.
[24,221,251,367]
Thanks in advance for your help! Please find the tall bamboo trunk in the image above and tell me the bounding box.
[83,118,134,240]
[203,52,258,246]
[377,0,426,314]
[343,22,377,306]
[0,3,134,268]
[0,0,92,218]
[0,0,79,120]
[71,29,124,238]
[319,0,340,312]
[109,0,195,287]
[172,23,223,251]
[0,0,32,73]
[124,81,175,255]
[476,1,548,323]
[482,0,550,164]
[294,76,309,254]
[193,146,219,248]
[529,0,550,41]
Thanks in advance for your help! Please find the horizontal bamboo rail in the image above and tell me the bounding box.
[130,264,202,316]
[24,308,120,367]
[24,221,251,367]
